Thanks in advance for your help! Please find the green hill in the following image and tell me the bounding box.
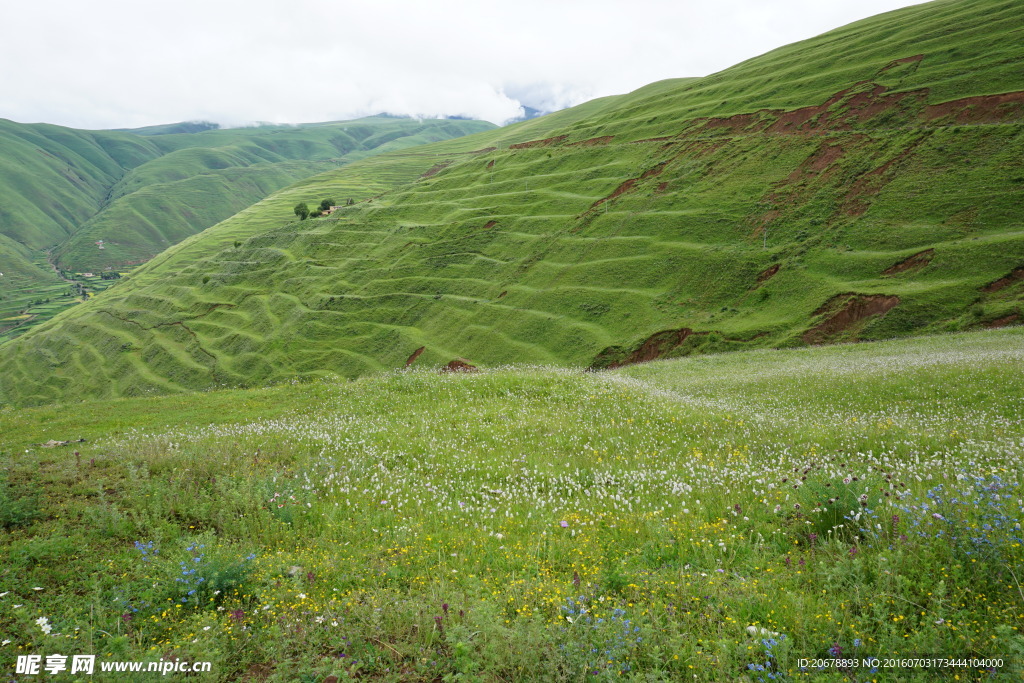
[0,117,494,273]
[1,0,1022,406]
[0,119,154,251]
[0,117,495,333]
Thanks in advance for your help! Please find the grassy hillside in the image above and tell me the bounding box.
[0,119,154,250]
[0,118,494,338]
[55,161,336,270]
[0,329,1021,679]
[121,109,624,290]
[47,118,495,272]
[559,0,1024,141]
[1,0,1023,406]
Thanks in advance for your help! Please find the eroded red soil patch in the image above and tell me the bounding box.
[925,91,1024,125]
[595,328,697,369]
[592,327,769,370]
[509,135,568,150]
[640,163,668,180]
[623,328,693,365]
[676,81,1023,146]
[803,293,900,344]
[483,220,497,230]
[579,82,1024,241]
[420,161,452,178]
[749,140,854,233]
[883,249,934,275]
[691,81,988,140]
[986,313,1020,329]
[606,178,638,200]
[581,179,637,216]
[982,267,1024,293]
[878,54,924,74]
[698,112,769,136]
[782,142,847,185]
[846,86,928,123]
[671,139,728,158]
[405,346,426,367]
[755,264,780,286]
[764,85,929,135]
[764,87,853,134]
[568,135,615,147]
[441,359,478,373]
[804,144,845,173]
[579,160,672,217]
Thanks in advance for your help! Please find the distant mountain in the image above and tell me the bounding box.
[113,121,222,136]
[1,0,1022,406]
[383,105,549,123]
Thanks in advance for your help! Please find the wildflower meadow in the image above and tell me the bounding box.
[1,328,1022,680]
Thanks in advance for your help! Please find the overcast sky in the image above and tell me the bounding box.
[1,0,926,130]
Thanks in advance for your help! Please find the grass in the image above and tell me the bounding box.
[0,328,1021,680]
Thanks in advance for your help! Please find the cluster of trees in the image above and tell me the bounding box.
[293,198,355,220]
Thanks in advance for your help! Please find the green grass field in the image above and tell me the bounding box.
[0,328,1021,680]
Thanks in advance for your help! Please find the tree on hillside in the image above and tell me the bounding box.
[319,199,335,211]
[294,202,310,220]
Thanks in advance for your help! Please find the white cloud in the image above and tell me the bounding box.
[0,0,925,129]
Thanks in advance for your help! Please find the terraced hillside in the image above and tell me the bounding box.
[50,119,494,273]
[0,117,493,335]
[1,0,1022,406]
